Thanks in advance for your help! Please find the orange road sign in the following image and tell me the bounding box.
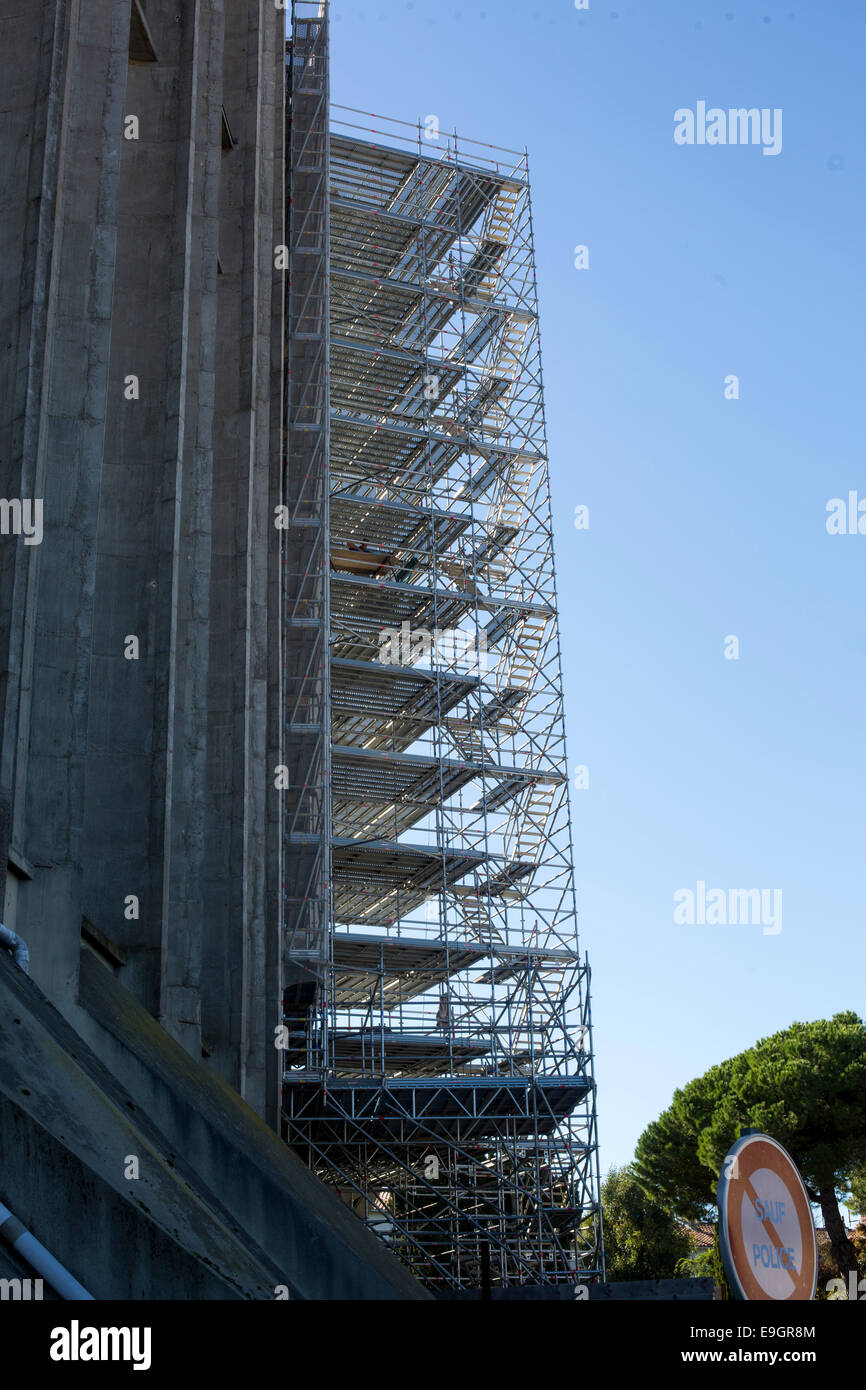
[718,1132,817,1301]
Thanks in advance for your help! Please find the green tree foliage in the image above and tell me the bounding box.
[633,1104,717,1220]
[633,1013,866,1287]
[675,1226,731,1298]
[601,1164,691,1282]
[846,1168,866,1221]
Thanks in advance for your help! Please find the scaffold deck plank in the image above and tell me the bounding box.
[283,1075,591,1142]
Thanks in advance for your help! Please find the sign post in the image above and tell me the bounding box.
[717,1131,817,1301]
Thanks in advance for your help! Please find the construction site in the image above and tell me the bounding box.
[4,0,841,1330]
[282,2,602,1291]
[0,0,601,1302]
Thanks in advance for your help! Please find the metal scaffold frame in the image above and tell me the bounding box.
[283,0,602,1291]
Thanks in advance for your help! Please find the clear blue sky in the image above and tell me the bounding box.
[328,0,866,1176]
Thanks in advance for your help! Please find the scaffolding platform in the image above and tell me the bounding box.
[331,837,484,926]
[283,1074,592,1144]
[330,658,477,750]
[331,743,559,839]
[332,931,489,1006]
[284,1029,493,1076]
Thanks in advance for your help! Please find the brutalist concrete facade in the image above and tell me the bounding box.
[0,0,286,1126]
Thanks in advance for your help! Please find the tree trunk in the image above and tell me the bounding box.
[819,1184,859,1293]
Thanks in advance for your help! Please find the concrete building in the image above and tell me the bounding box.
[0,0,285,1117]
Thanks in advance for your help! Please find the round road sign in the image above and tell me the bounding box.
[717,1131,817,1301]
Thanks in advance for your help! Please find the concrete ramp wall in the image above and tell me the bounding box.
[0,951,427,1300]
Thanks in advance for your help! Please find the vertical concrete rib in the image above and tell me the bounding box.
[0,0,292,1124]
[205,0,285,1114]
[0,0,131,1000]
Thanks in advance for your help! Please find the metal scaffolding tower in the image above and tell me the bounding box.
[282,0,602,1291]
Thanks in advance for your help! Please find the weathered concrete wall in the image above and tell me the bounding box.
[0,950,429,1298]
[203,0,285,1124]
[0,0,286,1121]
[0,0,131,1005]
[0,1242,61,1300]
[82,0,226,1055]
[0,950,289,1298]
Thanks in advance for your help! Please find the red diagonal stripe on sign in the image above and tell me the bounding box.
[743,1175,796,1274]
